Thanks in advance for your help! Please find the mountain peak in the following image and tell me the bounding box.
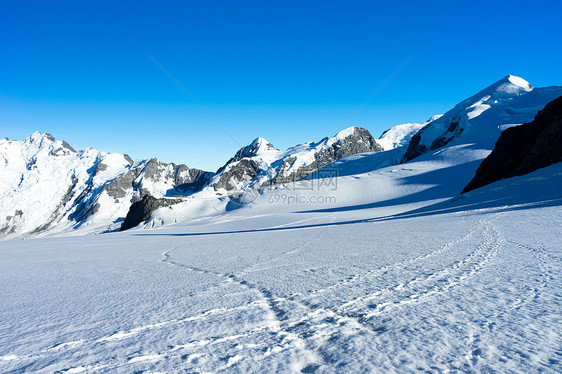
[505,74,531,86]
[240,137,278,158]
[250,136,273,148]
[333,126,360,140]
[486,75,533,96]
[27,131,56,144]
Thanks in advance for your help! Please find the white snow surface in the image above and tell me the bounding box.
[1,155,561,373]
[1,75,561,372]
[377,116,442,151]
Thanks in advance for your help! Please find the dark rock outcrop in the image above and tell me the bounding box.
[123,154,134,165]
[462,96,562,193]
[73,159,211,227]
[120,195,183,231]
[135,158,212,196]
[172,165,211,192]
[402,119,463,162]
[213,159,262,191]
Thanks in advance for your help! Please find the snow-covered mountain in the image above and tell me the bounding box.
[2,75,561,238]
[209,126,382,191]
[0,127,382,238]
[119,127,382,230]
[402,75,562,162]
[0,133,210,238]
[139,75,562,231]
[463,95,562,193]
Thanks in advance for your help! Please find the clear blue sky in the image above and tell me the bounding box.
[1,0,561,171]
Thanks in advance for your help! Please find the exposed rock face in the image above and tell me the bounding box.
[462,96,562,193]
[270,127,382,185]
[68,158,212,228]
[170,164,210,192]
[120,195,183,231]
[212,159,262,191]
[403,120,463,162]
[132,158,212,197]
[210,127,382,191]
[73,159,211,227]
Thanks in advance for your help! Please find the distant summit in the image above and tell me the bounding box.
[402,75,559,162]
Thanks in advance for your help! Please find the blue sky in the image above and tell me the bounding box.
[1,0,561,170]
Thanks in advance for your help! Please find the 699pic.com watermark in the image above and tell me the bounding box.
[266,169,338,206]
[267,193,336,205]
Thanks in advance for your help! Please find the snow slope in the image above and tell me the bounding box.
[0,133,133,237]
[0,160,560,373]
[377,115,442,151]
[403,75,562,162]
[1,74,562,372]
[141,75,562,230]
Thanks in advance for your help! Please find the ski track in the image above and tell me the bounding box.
[339,218,504,320]
[5,217,494,373]
[149,216,505,372]
[296,222,481,301]
[235,230,322,275]
[160,241,327,371]
[5,212,560,373]
[156,233,406,370]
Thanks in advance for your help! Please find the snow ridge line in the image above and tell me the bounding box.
[98,300,267,342]
[57,320,279,374]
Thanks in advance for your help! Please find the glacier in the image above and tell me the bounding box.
[0,75,561,373]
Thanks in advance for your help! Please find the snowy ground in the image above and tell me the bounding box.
[1,157,561,373]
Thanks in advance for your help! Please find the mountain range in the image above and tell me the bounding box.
[1,75,561,239]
